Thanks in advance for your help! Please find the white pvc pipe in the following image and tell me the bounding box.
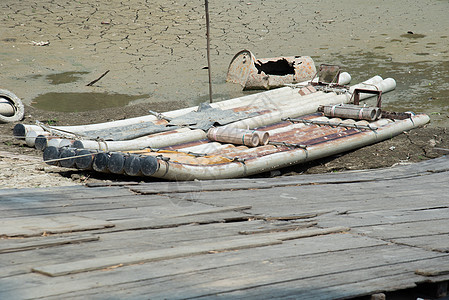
[178,142,224,153]
[25,130,50,147]
[214,72,352,111]
[47,139,65,148]
[76,129,207,151]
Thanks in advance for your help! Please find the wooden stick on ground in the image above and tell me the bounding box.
[86,70,110,86]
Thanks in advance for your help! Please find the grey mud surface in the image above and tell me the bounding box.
[1,0,448,188]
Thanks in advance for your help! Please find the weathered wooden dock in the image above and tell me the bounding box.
[1,156,449,299]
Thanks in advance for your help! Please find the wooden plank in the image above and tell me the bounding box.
[217,270,423,300]
[318,207,449,229]
[108,211,253,231]
[0,220,265,278]
[0,234,99,254]
[0,185,88,196]
[0,193,168,210]
[86,181,141,187]
[352,219,449,240]
[177,172,449,217]
[74,205,250,224]
[0,220,311,278]
[393,235,449,252]
[0,195,250,220]
[102,251,448,300]
[0,215,114,237]
[0,186,134,201]
[31,227,347,277]
[416,267,449,277]
[172,205,252,217]
[32,236,283,277]
[0,234,389,298]
[271,226,349,241]
[130,156,449,194]
[28,245,447,300]
[238,222,317,235]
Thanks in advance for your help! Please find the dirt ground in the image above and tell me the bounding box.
[1,0,448,188]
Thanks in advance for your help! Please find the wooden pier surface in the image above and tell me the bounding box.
[1,156,449,299]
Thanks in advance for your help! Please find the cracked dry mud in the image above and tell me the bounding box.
[1,0,448,188]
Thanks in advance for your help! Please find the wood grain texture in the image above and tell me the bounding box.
[1,157,449,299]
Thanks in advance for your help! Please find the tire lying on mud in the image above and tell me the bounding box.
[0,89,25,123]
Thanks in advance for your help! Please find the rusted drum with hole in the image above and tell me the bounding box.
[226,50,316,90]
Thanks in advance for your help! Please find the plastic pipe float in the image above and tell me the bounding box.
[320,104,382,121]
[207,127,262,147]
[73,128,207,151]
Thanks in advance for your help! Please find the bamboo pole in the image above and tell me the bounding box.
[205,0,213,103]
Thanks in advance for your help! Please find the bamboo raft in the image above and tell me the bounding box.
[14,74,430,180]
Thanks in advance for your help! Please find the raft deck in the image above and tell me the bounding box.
[1,156,449,299]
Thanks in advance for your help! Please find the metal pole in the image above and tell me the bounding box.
[205,0,213,103]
